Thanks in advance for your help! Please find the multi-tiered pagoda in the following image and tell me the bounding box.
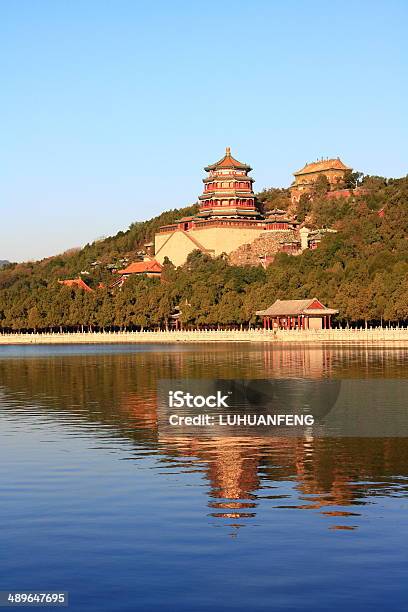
[197,147,260,219]
[154,148,298,267]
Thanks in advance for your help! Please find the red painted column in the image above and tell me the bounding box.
[263,317,266,330]
[329,316,332,329]
[323,316,326,330]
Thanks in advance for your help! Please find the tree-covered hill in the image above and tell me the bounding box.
[0,204,198,291]
[1,174,407,330]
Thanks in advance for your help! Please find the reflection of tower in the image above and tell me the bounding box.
[206,439,259,522]
[208,438,259,537]
[156,436,261,527]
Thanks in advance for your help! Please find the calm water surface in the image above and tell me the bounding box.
[0,343,407,611]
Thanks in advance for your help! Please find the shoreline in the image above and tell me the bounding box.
[1,329,408,345]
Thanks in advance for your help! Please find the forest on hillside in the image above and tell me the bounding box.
[1,173,408,331]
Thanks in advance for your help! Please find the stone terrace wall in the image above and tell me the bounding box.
[228,230,299,266]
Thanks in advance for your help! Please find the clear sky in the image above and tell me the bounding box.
[1,0,407,262]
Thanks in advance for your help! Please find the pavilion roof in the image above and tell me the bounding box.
[256,298,338,317]
[205,147,252,172]
[294,158,351,176]
[58,278,93,292]
[117,260,163,275]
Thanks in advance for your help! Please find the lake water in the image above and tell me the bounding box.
[0,344,407,611]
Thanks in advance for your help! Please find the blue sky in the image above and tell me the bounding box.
[1,0,407,261]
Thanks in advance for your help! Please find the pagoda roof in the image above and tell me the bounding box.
[118,260,163,275]
[256,298,338,317]
[294,158,351,176]
[202,175,255,183]
[198,190,255,199]
[205,147,252,172]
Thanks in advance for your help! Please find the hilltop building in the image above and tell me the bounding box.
[290,157,351,204]
[154,148,298,267]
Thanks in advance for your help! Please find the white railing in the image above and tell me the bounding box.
[1,327,408,345]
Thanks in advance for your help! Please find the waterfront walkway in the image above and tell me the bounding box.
[1,328,408,345]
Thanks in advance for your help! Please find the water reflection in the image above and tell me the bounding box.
[1,344,408,534]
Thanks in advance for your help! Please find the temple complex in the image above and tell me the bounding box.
[290,157,351,203]
[154,148,298,266]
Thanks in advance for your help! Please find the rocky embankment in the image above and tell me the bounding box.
[228,230,299,266]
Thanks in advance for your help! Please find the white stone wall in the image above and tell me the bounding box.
[1,329,408,345]
[154,231,207,266]
[154,226,266,266]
